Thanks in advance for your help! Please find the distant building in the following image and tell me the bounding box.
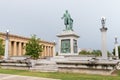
[0,32,55,58]
[78,48,93,53]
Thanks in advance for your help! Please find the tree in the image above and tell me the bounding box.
[113,46,120,58]
[25,35,43,59]
[91,50,102,56]
[0,39,4,58]
[79,50,91,55]
[79,50,102,56]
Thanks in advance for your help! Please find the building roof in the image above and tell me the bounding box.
[0,32,55,45]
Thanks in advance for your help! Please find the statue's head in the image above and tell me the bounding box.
[65,10,68,13]
[101,16,106,21]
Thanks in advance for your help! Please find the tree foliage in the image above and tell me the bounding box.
[79,50,91,55]
[25,35,43,59]
[113,46,120,58]
[79,49,113,57]
[92,50,102,56]
[79,50,102,56]
[0,39,4,57]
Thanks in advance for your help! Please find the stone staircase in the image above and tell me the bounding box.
[30,59,58,72]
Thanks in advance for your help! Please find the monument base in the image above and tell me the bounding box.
[56,60,120,75]
[57,30,79,56]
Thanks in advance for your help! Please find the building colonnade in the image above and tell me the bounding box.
[9,41,26,56]
[0,32,56,58]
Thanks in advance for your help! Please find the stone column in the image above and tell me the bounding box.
[48,46,50,57]
[49,46,51,57]
[115,36,119,59]
[50,46,53,57]
[46,46,48,57]
[13,41,17,56]
[11,41,14,56]
[100,17,108,60]
[21,43,23,55]
[44,46,46,57]
[53,46,56,57]
[8,41,11,56]
[18,42,22,56]
[23,43,26,55]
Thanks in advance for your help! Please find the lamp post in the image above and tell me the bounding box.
[4,29,9,60]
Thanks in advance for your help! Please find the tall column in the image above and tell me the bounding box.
[50,46,52,57]
[115,36,119,59]
[9,41,11,56]
[16,42,18,56]
[100,17,108,59]
[42,46,45,57]
[23,43,26,55]
[41,46,44,57]
[13,41,17,56]
[44,46,46,57]
[49,46,51,57]
[18,42,22,56]
[53,46,56,57]
[11,41,14,56]
[46,46,48,57]
[21,43,23,55]
[4,30,9,60]
[48,46,50,57]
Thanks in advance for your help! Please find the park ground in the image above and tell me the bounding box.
[0,69,120,80]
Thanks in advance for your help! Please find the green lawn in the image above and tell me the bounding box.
[0,69,120,80]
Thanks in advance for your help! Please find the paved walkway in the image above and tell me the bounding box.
[0,73,60,80]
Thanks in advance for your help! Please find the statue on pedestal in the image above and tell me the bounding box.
[61,10,73,31]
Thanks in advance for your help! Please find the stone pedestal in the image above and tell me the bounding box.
[57,30,79,56]
[100,27,108,60]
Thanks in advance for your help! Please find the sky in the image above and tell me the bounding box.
[0,0,120,52]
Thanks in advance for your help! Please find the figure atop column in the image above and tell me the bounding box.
[101,17,106,28]
[61,10,73,31]
[115,36,118,44]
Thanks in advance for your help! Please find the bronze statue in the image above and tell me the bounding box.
[61,10,73,31]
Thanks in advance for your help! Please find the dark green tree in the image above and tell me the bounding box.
[0,39,4,58]
[79,50,91,55]
[91,50,102,56]
[79,50,102,56]
[25,35,43,59]
[113,46,120,58]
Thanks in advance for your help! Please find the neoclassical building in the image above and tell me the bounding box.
[0,32,55,58]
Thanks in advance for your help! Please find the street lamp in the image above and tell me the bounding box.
[4,29,9,60]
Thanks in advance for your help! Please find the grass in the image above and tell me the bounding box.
[0,69,120,80]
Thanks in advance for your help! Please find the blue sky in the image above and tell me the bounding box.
[0,0,120,52]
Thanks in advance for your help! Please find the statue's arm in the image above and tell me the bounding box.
[61,16,64,19]
[61,14,65,19]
